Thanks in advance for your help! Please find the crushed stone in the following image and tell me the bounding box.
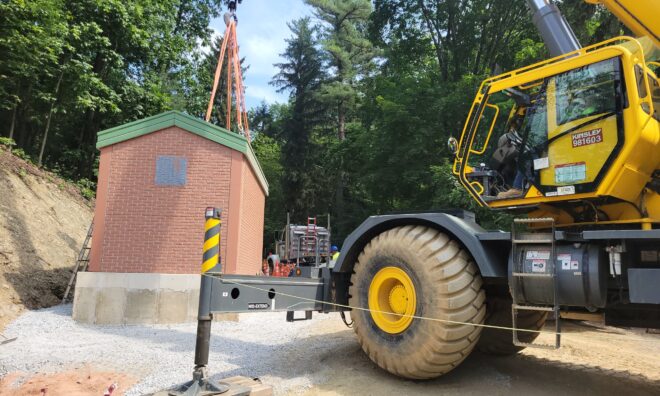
[0,304,344,395]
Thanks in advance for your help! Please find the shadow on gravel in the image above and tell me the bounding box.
[215,328,660,395]
[84,318,660,395]
[302,334,660,395]
[306,338,660,396]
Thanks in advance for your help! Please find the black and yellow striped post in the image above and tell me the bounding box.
[186,207,228,395]
[202,207,222,274]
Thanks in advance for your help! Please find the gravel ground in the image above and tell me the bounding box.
[2,305,660,395]
[0,304,343,395]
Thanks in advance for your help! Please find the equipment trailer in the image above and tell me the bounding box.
[185,0,660,386]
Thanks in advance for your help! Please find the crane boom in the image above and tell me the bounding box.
[585,0,660,48]
[526,0,581,56]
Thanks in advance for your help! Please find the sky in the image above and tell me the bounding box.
[209,0,314,110]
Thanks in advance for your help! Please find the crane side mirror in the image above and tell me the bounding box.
[447,137,458,155]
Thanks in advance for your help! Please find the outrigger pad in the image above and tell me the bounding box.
[166,378,230,396]
[150,377,229,396]
[151,376,271,396]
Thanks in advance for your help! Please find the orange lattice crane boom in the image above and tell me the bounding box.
[205,11,250,141]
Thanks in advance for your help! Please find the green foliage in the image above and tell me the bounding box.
[429,163,511,230]
[0,137,16,147]
[0,0,224,179]
[558,0,630,45]
[11,147,31,162]
[305,0,377,140]
[76,177,96,200]
[372,1,539,81]
[251,133,285,248]
[257,0,626,243]
[270,18,328,219]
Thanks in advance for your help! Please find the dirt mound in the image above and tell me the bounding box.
[0,366,137,396]
[0,146,93,330]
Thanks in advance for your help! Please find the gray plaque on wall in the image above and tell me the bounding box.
[155,156,187,186]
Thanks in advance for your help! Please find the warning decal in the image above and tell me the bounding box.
[572,128,603,148]
[526,251,551,260]
[531,260,547,273]
[555,162,586,184]
[558,254,571,270]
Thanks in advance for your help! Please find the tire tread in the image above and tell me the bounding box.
[349,226,486,379]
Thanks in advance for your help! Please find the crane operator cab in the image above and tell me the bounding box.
[451,36,660,227]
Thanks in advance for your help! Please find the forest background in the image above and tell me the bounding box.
[0,0,626,247]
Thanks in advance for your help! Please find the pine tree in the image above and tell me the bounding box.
[271,17,325,218]
[305,0,376,141]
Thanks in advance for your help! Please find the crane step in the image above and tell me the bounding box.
[513,217,555,224]
[512,272,554,278]
[512,340,558,350]
[511,239,554,244]
[513,304,556,312]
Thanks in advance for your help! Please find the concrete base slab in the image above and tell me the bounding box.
[157,290,188,324]
[73,272,239,325]
[95,288,127,324]
[125,289,158,324]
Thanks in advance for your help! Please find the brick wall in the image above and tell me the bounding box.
[91,127,235,274]
[236,160,266,275]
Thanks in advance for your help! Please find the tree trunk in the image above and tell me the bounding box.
[8,105,17,140]
[38,68,65,166]
[334,164,345,240]
[75,107,96,177]
[338,102,346,141]
[418,1,449,81]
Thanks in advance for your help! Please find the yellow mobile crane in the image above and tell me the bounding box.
[178,1,660,391]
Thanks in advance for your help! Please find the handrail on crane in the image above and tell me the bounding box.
[206,20,251,142]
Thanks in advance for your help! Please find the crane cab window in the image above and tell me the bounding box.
[636,65,660,121]
[463,57,624,199]
[521,58,623,195]
[651,75,660,121]
[554,59,619,126]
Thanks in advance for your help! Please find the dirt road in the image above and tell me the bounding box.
[289,317,660,396]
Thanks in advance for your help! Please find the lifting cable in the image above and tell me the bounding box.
[206,19,250,141]
[207,274,660,343]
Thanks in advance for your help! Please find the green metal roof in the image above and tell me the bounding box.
[96,110,268,195]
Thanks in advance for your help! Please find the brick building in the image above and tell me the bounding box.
[73,111,268,324]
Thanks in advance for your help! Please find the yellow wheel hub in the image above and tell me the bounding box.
[368,267,416,334]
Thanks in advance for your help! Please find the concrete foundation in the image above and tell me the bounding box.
[72,272,238,324]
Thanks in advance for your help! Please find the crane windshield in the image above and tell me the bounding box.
[460,57,625,200]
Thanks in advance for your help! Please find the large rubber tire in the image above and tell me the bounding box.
[348,226,486,379]
[477,297,547,355]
